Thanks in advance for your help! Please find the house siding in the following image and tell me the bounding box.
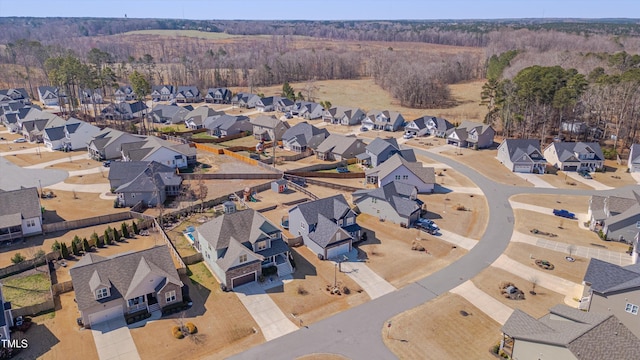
[379,167,434,193]
[588,289,640,338]
[21,216,43,236]
[159,282,183,308]
[288,208,308,238]
[511,340,576,360]
[81,298,126,327]
[355,197,408,225]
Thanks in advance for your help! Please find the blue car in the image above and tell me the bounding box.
[336,167,350,173]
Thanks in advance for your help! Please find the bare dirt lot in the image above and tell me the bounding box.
[419,192,489,240]
[384,292,500,360]
[472,267,566,319]
[4,150,82,167]
[40,190,122,221]
[63,172,110,185]
[591,160,638,188]
[47,160,102,171]
[357,213,467,288]
[266,247,370,325]
[194,152,275,174]
[504,242,589,284]
[510,194,590,215]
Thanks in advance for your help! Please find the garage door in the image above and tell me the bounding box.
[514,165,531,173]
[563,165,578,171]
[88,305,123,327]
[326,242,351,260]
[232,272,256,289]
[633,165,640,173]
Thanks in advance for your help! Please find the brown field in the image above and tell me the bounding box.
[592,160,638,188]
[266,247,370,325]
[513,209,629,252]
[297,355,349,360]
[47,160,102,171]
[384,293,500,360]
[434,167,478,189]
[510,194,590,215]
[40,190,122,221]
[539,171,593,190]
[504,243,589,284]
[63,172,110,185]
[471,267,566,319]
[419,192,489,240]
[3,149,78,167]
[357,213,467,288]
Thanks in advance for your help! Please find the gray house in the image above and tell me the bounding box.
[101,101,148,120]
[288,194,360,260]
[231,92,261,109]
[446,121,495,149]
[322,106,366,126]
[183,106,223,130]
[353,182,422,226]
[79,88,103,104]
[195,209,293,290]
[628,144,640,173]
[281,122,329,153]
[588,192,640,243]
[315,134,366,161]
[205,115,252,138]
[291,101,325,120]
[37,86,61,106]
[356,137,416,168]
[366,154,435,193]
[175,86,202,103]
[361,110,405,132]
[501,304,640,360]
[114,85,135,102]
[0,88,29,104]
[0,187,43,242]
[108,161,182,207]
[543,142,604,172]
[70,246,184,328]
[148,104,190,124]
[425,116,454,137]
[151,85,175,102]
[497,139,547,173]
[250,115,290,141]
[87,128,145,160]
[581,258,640,338]
[204,88,231,104]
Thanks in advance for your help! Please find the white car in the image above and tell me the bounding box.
[13,138,27,143]
[403,133,414,139]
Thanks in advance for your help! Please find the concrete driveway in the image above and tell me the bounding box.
[91,318,141,360]
[339,251,396,300]
[450,280,513,325]
[24,153,90,169]
[436,229,478,250]
[514,173,555,188]
[565,172,613,190]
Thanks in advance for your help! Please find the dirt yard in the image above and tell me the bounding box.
[131,262,264,360]
[418,192,489,240]
[433,167,478,189]
[438,148,534,187]
[194,152,274,174]
[40,190,122,221]
[471,267,566,319]
[539,171,593,190]
[3,149,83,167]
[513,209,630,252]
[63,172,110,185]
[510,194,590,215]
[504,243,589,284]
[592,160,638,188]
[384,293,500,360]
[357,214,467,288]
[266,247,370,325]
[47,160,102,171]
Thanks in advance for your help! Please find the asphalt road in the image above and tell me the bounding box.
[0,156,68,191]
[231,146,640,360]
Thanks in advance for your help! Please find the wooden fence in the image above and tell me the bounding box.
[283,234,303,247]
[154,219,187,271]
[285,178,319,200]
[182,253,203,265]
[288,159,351,172]
[285,171,365,179]
[190,132,245,144]
[42,212,132,233]
[52,281,73,295]
[301,177,362,192]
[0,251,60,279]
[179,173,281,180]
[11,299,55,317]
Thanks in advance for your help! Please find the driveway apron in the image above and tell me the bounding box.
[91,317,141,360]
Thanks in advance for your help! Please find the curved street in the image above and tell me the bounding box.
[231,145,640,360]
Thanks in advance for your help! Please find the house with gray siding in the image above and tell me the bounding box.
[361,110,404,132]
[446,121,495,149]
[291,101,324,120]
[357,137,416,168]
[205,115,252,138]
[175,86,201,103]
[120,136,196,168]
[281,122,329,153]
[628,144,640,173]
[250,115,290,141]
[366,154,435,193]
[543,142,604,172]
[588,192,640,243]
[148,104,190,124]
[353,182,423,226]
[43,118,100,151]
[231,92,261,109]
[70,246,184,328]
[315,134,366,161]
[288,195,360,260]
[109,161,182,207]
[195,209,293,290]
[204,87,231,104]
[79,88,103,104]
[37,86,61,106]
[497,139,547,173]
[322,106,365,126]
[0,187,42,242]
[87,127,145,160]
[0,88,29,104]
[151,85,175,102]
[114,85,135,102]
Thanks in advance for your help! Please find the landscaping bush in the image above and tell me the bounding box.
[11,253,25,264]
[491,344,500,354]
[60,243,70,259]
[172,326,184,339]
[113,229,121,242]
[90,232,99,247]
[132,221,139,235]
[51,240,61,252]
[83,238,91,253]
[602,147,617,160]
[104,229,111,245]
[342,286,351,295]
[71,241,80,256]
[262,266,278,277]
[185,322,197,334]
[121,222,130,238]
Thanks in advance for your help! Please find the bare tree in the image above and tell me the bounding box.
[529,276,539,295]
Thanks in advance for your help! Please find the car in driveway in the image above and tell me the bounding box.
[578,170,592,179]
[13,138,26,143]
[102,160,111,167]
[553,209,575,219]
[336,167,350,173]
[403,133,414,139]
[360,126,369,132]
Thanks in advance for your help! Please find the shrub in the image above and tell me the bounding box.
[51,240,61,252]
[132,221,139,235]
[121,223,130,238]
[185,322,197,334]
[71,241,80,256]
[113,229,121,242]
[90,232,99,247]
[172,326,184,339]
[104,229,111,245]
[11,253,25,264]
[297,285,308,296]
[491,344,500,354]
[60,243,70,259]
[602,147,617,160]
[83,238,91,253]
[342,286,351,295]
[97,236,104,248]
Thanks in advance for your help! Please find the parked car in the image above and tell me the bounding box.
[578,170,592,179]
[13,138,26,143]
[102,160,111,167]
[553,209,575,219]
[284,112,293,119]
[360,126,369,132]
[416,218,439,230]
[336,167,350,173]
[403,133,414,139]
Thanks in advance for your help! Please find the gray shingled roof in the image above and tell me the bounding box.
[0,187,41,223]
[583,258,640,294]
[69,246,183,311]
[408,116,427,130]
[308,214,352,249]
[500,139,544,162]
[116,165,182,193]
[44,126,66,141]
[366,154,436,184]
[315,134,366,157]
[366,137,399,156]
[291,194,352,227]
[196,209,280,252]
[548,142,604,162]
[353,182,420,217]
[630,144,640,164]
[282,122,329,148]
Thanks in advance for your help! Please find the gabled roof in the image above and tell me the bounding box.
[251,115,288,130]
[185,106,222,124]
[0,187,40,227]
[89,127,145,151]
[115,85,133,95]
[205,87,231,98]
[584,258,640,294]
[282,122,329,148]
[115,163,182,193]
[290,194,352,226]
[197,209,280,252]
[151,85,174,94]
[326,106,364,120]
[43,126,66,141]
[176,86,200,97]
[546,142,604,162]
[407,116,427,130]
[120,136,196,161]
[500,139,545,162]
[205,114,250,131]
[457,120,493,135]
[308,214,352,249]
[366,137,399,156]
[366,154,435,184]
[315,134,366,157]
[353,182,420,217]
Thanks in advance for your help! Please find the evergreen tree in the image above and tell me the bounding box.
[51,240,61,252]
[282,81,295,101]
[97,236,104,248]
[121,222,129,238]
[113,228,121,242]
[132,221,139,235]
[90,232,99,247]
[60,243,69,259]
[83,238,91,253]
[71,241,80,256]
[104,228,112,245]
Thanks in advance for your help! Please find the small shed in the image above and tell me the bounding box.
[223,201,236,214]
[271,179,288,193]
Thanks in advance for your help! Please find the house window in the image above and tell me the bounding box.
[165,290,176,304]
[395,175,401,180]
[300,222,306,230]
[402,175,409,180]
[128,296,144,307]
[371,198,377,203]
[96,288,109,300]
[346,217,354,225]
[257,241,267,251]
[625,303,639,315]
[239,254,248,263]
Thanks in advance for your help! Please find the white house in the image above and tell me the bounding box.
[543,142,604,172]
[43,118,101,151]
[120,136,196,169]
[0,187,43,242]
[365,154,435,193]
[497,139,547,174]
[629,144,640,173]
[37,86,60,107]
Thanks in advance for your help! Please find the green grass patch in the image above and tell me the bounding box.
[187,262,217,290]
[192,132,216,140]
[2,273,51,307]
[318,163,363,173]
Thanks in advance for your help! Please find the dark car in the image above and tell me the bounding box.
[336,167,350,173]
[553,209,575,219]
[102,160,111,167]
[578,170,592,179]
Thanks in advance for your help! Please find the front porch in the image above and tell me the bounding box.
[257,240,294,277]
[0,224,22,243]
[127,293,161,315]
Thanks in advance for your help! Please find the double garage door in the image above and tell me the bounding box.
[514,165,532,173]
[326,242,351,260]
[232,271,257,289]
[563,165,578,171]
[88,305,123,327]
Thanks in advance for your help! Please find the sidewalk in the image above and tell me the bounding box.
[434,185,484,196]
[436,229,478,250]
[69,166,108,177]
[339,251,396,300]
[46,181,111,194]
[0,147,41,156]
[25,153,90,169]
[450,280,514,325]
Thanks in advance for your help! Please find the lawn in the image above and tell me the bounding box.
[418,192,489,240]
[509,194,590,215]
[63,172,110,185]
[192,132,216,140]
[40,190,123,221]
[317,163,363,173]
[165,219,201,257]
[2,272,51,307]
[504,242,589,284]
[219,135,262,148]
[384,293,500,360]
[4,149,80,167]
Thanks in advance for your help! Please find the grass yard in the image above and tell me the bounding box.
[471,267,566,320]
[219,135,262,148]
[504,243,589,284]
[418,192,489,240]
[539,171,593,190]
[318,163,364,173]
[591,160,638,188]
[63,172,110,185]
[510,194,590,215]
[266,247,370,325]
[438,148,534,187]
[357,214,467,288]
[433,167,479,189]
[165,219,202,257]
[1,272,51,307]
[191,132,216,140]
[384,293,500,360]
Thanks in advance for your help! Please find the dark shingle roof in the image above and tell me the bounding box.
[0,187,41,221]
[584,258,640,294]
[308,214,352,249]
[549,142,604,162]
[44,126,66,141]
[291,194,352,227]
[365,154,435,184]
[282,122,329,148]
[353,182,420,217]
[366,137,399,156]
[197,209,280,251]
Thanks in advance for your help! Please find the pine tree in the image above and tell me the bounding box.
[90,232,99,247]
[71,241,80,256]
[132,221,139,235]
[282,81,295,101]
[97,236,104,248]
[60,243,69,259]
[83,238,91,253]
[113,228,121,242]
[51,240,61,252]
[104,228,112,245]
[72,235,82,250]
[121,222,129,238]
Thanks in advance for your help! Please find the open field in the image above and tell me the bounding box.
[131,262,264,360]
[471,267,566,319]
[513,209,630,252]
[384,293,500,360]
[592,160,638,188]
[297,355,349,360]
[1,271,51,307]
[40,190,122,221]
[418,192,489,240]
[510,194,590,215]
[504,242,589,284]
[266,246,370,325]
[63,172,109,185]
[123,29,250,40]
[3,149,80,167]
[357,213,467,288]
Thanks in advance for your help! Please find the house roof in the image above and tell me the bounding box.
[44,126,66,141]
[353,182,420,217]
[282,122,329,148]
[250,115,288,130]
[205,115,250,132]
[308,214,352,249]
[70,246,183,311]
[197,209,280,252]
[205,87,230,98]
[366,154,436,184]
[185,106,222,124]
[89,127,144,151]
[216,237,262,272]
[290,194,352,227]
[151,85,174,94]
[583,258,640,294]
[547,142,604,162]
[176,86,200,97]
[108,161,170,182]
[502,305,640,359]
[366,137,399,156]
[116,85,133,95]
[115,163,182,193]
[408,116,427,130]
[315,134,366,157]
[500,139,544,163]
[457,120,493,135]
[326,106,363,121]
[120,136,196,162]
[0,187,41,223]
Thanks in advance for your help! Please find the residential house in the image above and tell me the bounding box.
[109,161,182,207]
[501,304,640,360]
[175,86,202,103]
[281,122,329,153]
[20,115,66,143]
[0,286,13,341]
[120,136,197,169]
[0,187,43,242]
[356,137,416,168]
[78,88,103,104]
[628,144,640,173]
[101,101,147,120]
[150,85,175,102]
[184,106,223,130]
[353,182,423,226]
[205,115,252,138]
[588,192,640,243]
[288,194,360,260]
[543,142,604,172]
[255,96,283,112]
[114,85,135,102]
[43,118,100,151]
[361,110,405,132]
[424,116,454,137]
[315,134,366,161]
[496,139,547,173]
[87,127,145,160]
[403,116,429,137]
[0,101,33,132]
[148,104,190,124]
[37,86,61,106]
[250,115,290,141]
[231,92,261,109]
[70,246,184,328]
[275,97,295,113]
[322,106,366,126]
[195,209,293,290]
[204,87,232,104]
[291,101,325,120]
[446,121,495,149]
[366,154,435,193]
[561,121,587,134]
[0,88,29,104]
[581,258,640,338]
